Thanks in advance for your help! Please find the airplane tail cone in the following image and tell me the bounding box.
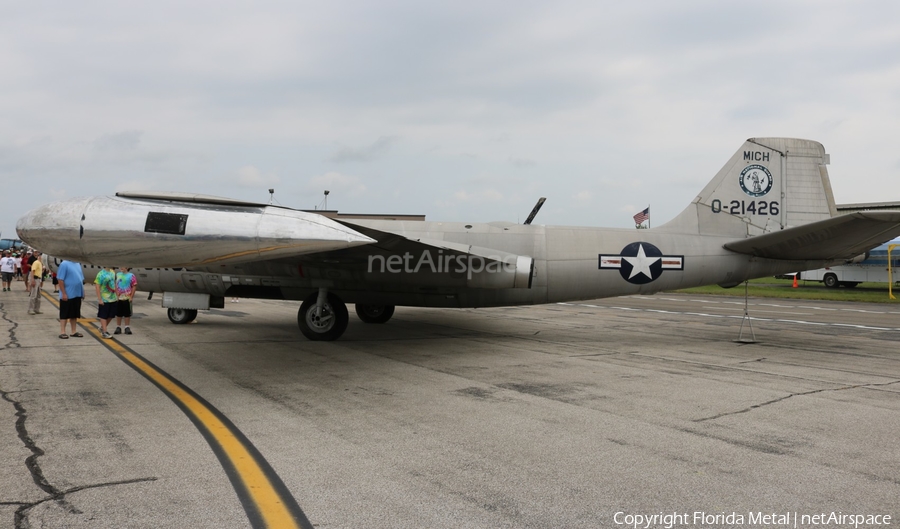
[792,274,798,288]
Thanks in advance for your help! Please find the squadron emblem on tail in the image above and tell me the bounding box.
[739,164,773,197]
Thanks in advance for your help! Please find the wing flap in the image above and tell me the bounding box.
[724,211,900,260]
[332,221,489,258]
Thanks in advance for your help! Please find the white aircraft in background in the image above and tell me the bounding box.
[20,138,900,340]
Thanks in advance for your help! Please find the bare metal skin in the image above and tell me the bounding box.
[20,138,900,340]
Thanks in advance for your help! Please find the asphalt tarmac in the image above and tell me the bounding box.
[1,286,899,528]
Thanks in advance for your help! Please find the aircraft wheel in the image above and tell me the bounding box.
[355,304,395,324]
[823,274,839,288]
[168,308,198,324]
[298,292,349,341]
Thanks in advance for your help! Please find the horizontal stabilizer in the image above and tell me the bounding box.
[724,211,900,260]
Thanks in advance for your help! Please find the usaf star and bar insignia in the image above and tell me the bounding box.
[599,242,684,284]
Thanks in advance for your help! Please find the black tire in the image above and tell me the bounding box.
[168,308,198,324]
[823,274,839,288]
[298,292,349,341]
[355,304,395,324]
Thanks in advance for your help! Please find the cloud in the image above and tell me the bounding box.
[93,130,142,152]
[452,189,504,203]
[3,2,900,236]
[114,180,150,193]
[509,156,537,168]
[328,136,398,163]
[307,172,367,198]
[233,165,280,188]
[573,190,592,204]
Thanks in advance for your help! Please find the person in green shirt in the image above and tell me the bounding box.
[94,266,117,339]
[114,267,138,335]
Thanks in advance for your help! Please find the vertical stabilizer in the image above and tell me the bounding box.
[660,138,836,237]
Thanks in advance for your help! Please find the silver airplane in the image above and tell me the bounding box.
[18,138,900,341]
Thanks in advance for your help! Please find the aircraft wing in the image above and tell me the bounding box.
[331,221,484,257]
[323,220,535,289]
[724,211,900,260]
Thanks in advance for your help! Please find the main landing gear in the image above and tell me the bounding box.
[354,304,395,324]
[297,289,397,341]
[168,308,198,324]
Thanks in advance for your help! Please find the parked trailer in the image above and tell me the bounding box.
[801,237,900,288]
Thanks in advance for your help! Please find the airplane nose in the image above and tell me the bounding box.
[18,195,377,267]
[16,197,91,260]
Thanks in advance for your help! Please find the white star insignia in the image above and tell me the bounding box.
[622,243,660,280]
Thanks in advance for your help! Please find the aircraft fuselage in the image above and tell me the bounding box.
[169,219,833,309]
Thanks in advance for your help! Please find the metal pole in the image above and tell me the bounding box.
[736,280,757,343]
[889,244,897,300]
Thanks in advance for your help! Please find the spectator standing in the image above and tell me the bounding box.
[22,251,32,290]
[57,260,85,339]
[27,251,44,315]
[94,266,117,339]
[113,267,137,335]
[0,251,14,291]
[13,253,22,280]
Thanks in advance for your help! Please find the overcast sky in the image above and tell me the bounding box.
[3,1,900,240]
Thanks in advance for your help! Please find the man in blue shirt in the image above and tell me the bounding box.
[57,260,85,339]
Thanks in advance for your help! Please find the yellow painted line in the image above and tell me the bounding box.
[41,291,313,529]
